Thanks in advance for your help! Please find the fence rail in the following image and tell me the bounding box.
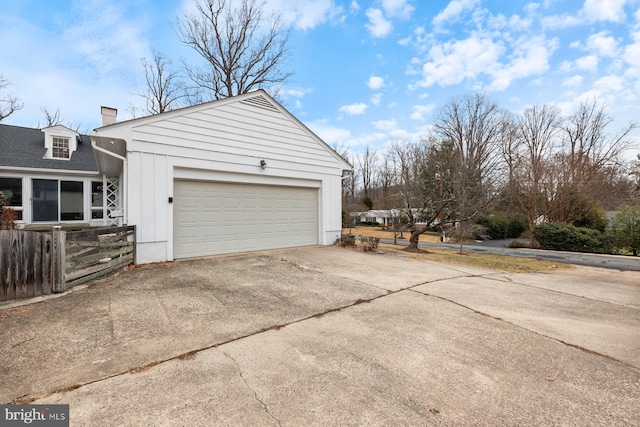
[64,226,135,288]
[0,226,135,303]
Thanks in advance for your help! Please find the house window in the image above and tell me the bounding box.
[52,136,70,159]
[32,179,58,221]
[91,181,104,219]
[0,177,23,221]
[32,179,84,222]
[60,181,83,220]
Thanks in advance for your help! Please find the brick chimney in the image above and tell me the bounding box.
[101,106,117,126]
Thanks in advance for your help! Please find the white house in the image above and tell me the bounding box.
[0,124,107,226]
[90,90,351,263]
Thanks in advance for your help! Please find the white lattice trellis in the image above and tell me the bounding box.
[106,177,121,226]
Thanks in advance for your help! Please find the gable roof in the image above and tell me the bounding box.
[95,90,352,171]
[0,124,98,172]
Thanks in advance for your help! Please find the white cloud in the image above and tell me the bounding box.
[410,104,435,121]
[594,74,624,92]
[268,0,345,30]
[63,1,149,74]
[543,0,628,28]
[307,120,352,147]
[284,87,314,98]
[381,0,415,20]
[415,36,503,88]
[432,0,479,28]
[541,14,581,28]
[562,75,584,87]
[350,1,360,13]
[339,102,368,115]
[367,75,385,89]
[575,55,599,71]
[581,0,627,23]
[370,93,383,106]
[488,35,557,91]
[586,31,619,57]
[372,119,397,130]
[623,40,640,70]
[365,8,393,37]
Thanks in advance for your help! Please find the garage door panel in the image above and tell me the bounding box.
[174,180,318,259]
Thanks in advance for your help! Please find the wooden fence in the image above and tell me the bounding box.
[0,230,52,301]
[0,226,135,302]
[65,226,135,288]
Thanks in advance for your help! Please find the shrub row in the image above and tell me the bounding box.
[532,222,613,253]
[475,214,528,240]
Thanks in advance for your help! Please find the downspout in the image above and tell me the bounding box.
[91,137,128,225]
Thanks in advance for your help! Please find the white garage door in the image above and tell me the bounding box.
[173,180,319,259]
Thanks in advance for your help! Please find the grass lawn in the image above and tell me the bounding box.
[342,226,441,242]
[341,226,570,273]
[378,243,571,273]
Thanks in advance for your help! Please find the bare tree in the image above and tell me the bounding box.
[633,154,640,197]
[496,113,522,209]
[388,139,445,250]
[357,145,377,209]
[37,107,86,133]
[0,76,23,122]
[138,51,186,114]
[342,153,361,212]
[177,0,291,100]
[377,153,397,210]
[551,99,638,223]
[515,104,562,244]
[39,107,62,127]
[431,93,507,251]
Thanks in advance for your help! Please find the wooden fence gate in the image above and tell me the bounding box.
[0,230,52,301]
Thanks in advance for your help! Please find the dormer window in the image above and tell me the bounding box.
[52,136,70,159]
[42,125,78,160]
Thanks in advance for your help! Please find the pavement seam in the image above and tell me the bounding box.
[221,350,282,427]
[8,273,452,404]
[478,275,640,311]
[407,288,640,372]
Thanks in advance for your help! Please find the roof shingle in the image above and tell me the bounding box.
[0,124,98,172]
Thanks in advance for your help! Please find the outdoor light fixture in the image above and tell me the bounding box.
[260,159,267,169]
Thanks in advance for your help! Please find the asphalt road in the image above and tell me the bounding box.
[381,238,640,272]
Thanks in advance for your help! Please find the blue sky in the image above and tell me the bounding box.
[1,0,639,157]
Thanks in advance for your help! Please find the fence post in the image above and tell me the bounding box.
[51,226,66,293]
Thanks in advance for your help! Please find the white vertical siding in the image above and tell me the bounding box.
[102,92,349,263]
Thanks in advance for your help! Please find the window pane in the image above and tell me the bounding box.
[91,182,103,207]
[52,137,70,159]
[0,178,22,206]
[60,181,83,221]
[91,210,104,219]
[33,179,58,222]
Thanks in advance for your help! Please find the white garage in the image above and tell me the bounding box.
[91,90,351,264]
[173,180,318,258]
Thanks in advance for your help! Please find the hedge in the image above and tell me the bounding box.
[532,222,613,253]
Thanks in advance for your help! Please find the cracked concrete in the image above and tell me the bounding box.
[222,350,282,427]
[1,246,639,425]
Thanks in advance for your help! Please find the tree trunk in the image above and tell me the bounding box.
[406,229,421,251]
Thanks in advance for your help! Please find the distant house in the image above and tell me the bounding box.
[0,124,109,226]
[1,90,351,263]
[352,209,402,226]
[351,209,432,226]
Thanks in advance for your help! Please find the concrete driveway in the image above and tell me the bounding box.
[1,246,639,426]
